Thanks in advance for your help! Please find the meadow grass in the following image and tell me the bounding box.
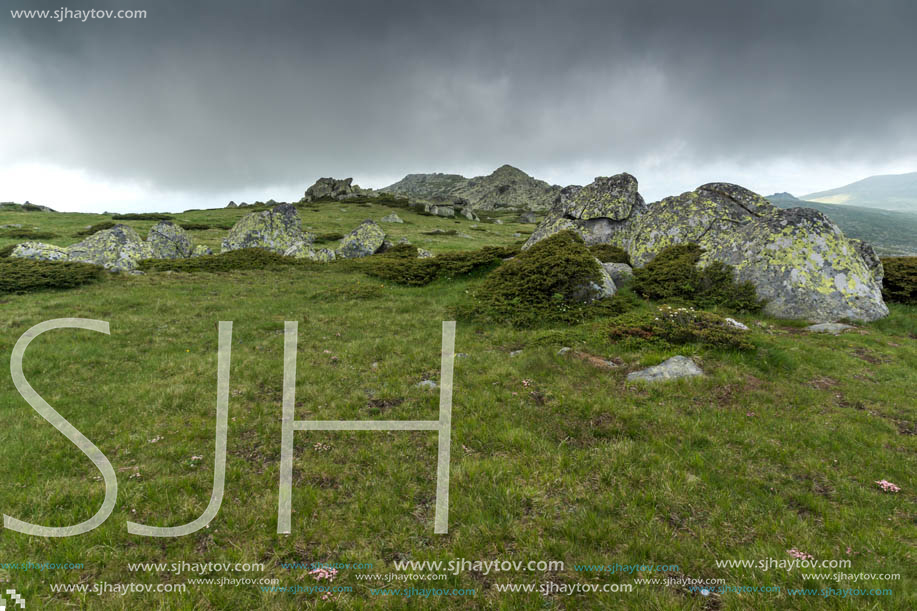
[0,204,914,609]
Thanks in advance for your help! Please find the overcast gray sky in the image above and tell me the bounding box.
[2,0,916,212]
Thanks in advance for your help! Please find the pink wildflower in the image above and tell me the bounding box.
[874,480,901,493]
[787,548,814,560]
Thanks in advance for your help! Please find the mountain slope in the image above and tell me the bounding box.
[766,193,917,255]
[381,165,561,212]
[801,171,917,212]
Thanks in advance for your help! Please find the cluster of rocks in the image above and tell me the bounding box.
[10,221,211,272]
[9,204,397,271]
[524,174,888,322]
[301,177,375,203]
[219,203,389,262]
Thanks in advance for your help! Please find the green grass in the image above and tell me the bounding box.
[0,203,914,609]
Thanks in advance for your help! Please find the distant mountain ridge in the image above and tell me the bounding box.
[382,164,561,212]
[802,171,917,212]
[766,192,917,256]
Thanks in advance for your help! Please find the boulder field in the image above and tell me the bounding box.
[525,175,888,322]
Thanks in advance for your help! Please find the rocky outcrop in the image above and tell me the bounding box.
[518,211,537,224]
[147,221,193,259]
[627,183,888,322]
[380,213,403,223]
[335,220,387,259]
[451,165,561,212]
[381,165,561,212]
[302,177,374,202]
[226,201,238,208]
[221,203,313,254]
[524,173,648,249]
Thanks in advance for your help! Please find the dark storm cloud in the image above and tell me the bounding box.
[3,0,917,195]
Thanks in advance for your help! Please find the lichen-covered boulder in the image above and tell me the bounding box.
[10,241,70,262]
[226,201,238,209]
[517,211,537,224]
[282,241,337,262]
[627,183,888,322]
[147,221,193,259]
[191,245,213,257]
[67,224,153,271]
[221,203,313,254]
[524,173,648,249]
[335,220,386,259]
[380,213,403,223]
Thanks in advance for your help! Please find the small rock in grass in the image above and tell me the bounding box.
[806,322,855,335]
[627,356,703,383]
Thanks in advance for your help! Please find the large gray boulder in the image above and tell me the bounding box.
[335,220,386,259]
[66,224,153,271]
[147,221,193,259]
[221,203,313,254]
[524,173,648,249]
[570,259,617,302]
[627,183,888,322]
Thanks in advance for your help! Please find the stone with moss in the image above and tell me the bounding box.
[10,241,70,262]
[221,203,313,254]
[67,224,154,271]
[335,220,386,259]
[627,183,887,322]
[147,221,193,259]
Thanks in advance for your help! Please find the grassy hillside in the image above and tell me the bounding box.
[0,202,914,610]
[767,194,917,256]
[801,172,917,213]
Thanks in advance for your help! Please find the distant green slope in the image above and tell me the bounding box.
[801,171,917,212]
[767,193,917,256]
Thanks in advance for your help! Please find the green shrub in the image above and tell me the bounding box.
[0,244,17,258]
[422,229,457,236]
[0,229,58,240]
[0,259,104,294]
[178,222,213,231]
[356,245,518,286]
[632,243,763,313]
[881,257,917,305]
[137,248,301,273]
[74,221,116,237]
[111,213,173,220]
[457,231,628,327]
[607,305,755,351]
[589,244,630,264]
